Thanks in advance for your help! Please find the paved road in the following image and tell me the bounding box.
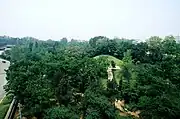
[0,58,10,99]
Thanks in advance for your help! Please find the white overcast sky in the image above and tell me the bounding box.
[0,0,180,40]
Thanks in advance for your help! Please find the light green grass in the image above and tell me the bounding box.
[0,95,13,119]
[94,55,123,66]
[94,55,123,88]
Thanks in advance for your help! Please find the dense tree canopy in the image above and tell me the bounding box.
[1,35,180,119]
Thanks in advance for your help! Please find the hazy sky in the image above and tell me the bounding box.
[0,0,180,40]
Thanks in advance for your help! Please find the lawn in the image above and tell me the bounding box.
[0,95,13,119]
[94,55,123,88]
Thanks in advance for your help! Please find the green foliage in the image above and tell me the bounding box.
[83,88,116,119]
[3,35,180,119]
[0,104,9,119]
[135,63,180,119]
[94,55,123,66]
[115,112,133,119]
[0,95,13,119]
[132,42,148,63]
[122,50,133,64]
[44,106,79,119]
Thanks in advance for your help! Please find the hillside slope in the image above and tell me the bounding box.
[94,55,123,88]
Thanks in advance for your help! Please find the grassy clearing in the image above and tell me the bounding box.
[94,55,123,66]
[0,95,13,119]
[94,55,123,88]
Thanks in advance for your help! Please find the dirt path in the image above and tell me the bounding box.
[107,65,120,81]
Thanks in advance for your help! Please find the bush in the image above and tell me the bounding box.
[44,106,79,119]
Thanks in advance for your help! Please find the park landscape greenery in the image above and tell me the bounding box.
[0,94,13,119]
[0,35,180,119]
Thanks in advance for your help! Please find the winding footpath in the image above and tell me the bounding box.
[107,64,140,118]
[107,65,120,81]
